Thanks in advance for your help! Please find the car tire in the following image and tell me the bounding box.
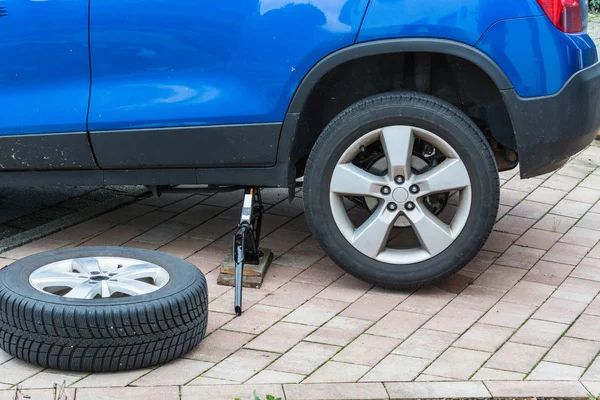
[0,247,208,372]
[304,91,499,289]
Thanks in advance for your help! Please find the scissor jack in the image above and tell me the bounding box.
[232,187,264,316]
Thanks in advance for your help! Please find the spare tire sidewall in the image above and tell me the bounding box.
[0,246,202,306]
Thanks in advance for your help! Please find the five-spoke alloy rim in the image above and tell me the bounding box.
[29,257,170,299]
[329,125,472,264]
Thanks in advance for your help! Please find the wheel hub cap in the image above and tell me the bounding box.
[29,256,170,299]
[392,187,409,203]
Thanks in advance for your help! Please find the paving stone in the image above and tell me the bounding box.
[586,296,600,316]
[545,336,600,367]
[434,273,474,294]
[503,177,543,193]
[283,382,388,400]
[485,342,547,373]
[305,361,370,383]
[511,319,568,347]
[567,314,600,341]
[96,203,156,224]
[186,329,255,363]
[558,163,594,179]
[222,305,289,335]
[422,306,483,334]
[482,231,519,253]
[552,199,593,218]
[275,237,326,268]
[485,381,589,398]
[396,286,456,315]
[16,371,82,389]
[0,350,12,365]
[533,213,578,234]
[553,277,600,303]
[589,242,600,258]
[158,235,211,259]
[583,356,600,380]
[385,382,491,399]
[479,301,536,328]
[527,187,567,205]
[510,200,552,219]
[292,258,345,287]
[543,174,581,191]
[560,227,600,249]
[394,329,458,360]
[185,217,238,241]
[134,220,194,244]
[453,323,514,352]
[1,237,72,259]
[414,375,458,382]
[577,212,600,231]
[182,384,284,400]
[566,187,600,204]
[495,245,545,269]
[523,260,573,286]
[571,256,600,281]
[515,229,562,250]
[333,334,401,367]
[246,370,304,384]
[245,321,315,353]
[77,387,179,400]
[205,311,235,335]
[260,228,311,257]
[72,370,152,388]
[340,293,403,321]
[502,281,555,307]
[423,347,490,380]
[360,354,430,382]
[133,358,213,386]
[268,341,340,375]
[316,274,373,303]
[0,358,44,384]
[494,215,536,235]
[122,210,177,231]
[208,285,268,314]
[470,368,525,381]
[305,316,372,347]
[82,225,145,246]
[473,265,526,290]
[447,285,506,312]
[533,297,588,324]
[203,349,279,382]
[259,264,305,292]
[183,377,237,385]
[500,189,527,206]
[367,310,430,339]
[462,250,499,274]
[542,242,589,265]
[583,381,600,396]
[283,297,350,327]
[260,281,325,309]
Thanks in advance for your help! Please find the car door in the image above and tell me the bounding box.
[87,0,369,170]
[0,0,96,171]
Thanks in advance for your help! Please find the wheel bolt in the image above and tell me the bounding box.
[410,184,420,194]
[405,201,415,211]
[90,271,100,275]
[394,175,405,184]
[381,186,391,195]
[387,203,398,211]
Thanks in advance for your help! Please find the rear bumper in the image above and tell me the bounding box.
[503,61,600,178]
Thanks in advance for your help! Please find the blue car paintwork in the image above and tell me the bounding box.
[0,0,89,136]
[0,0,598,136]
[356,0,544,45]
[87,0,369,131]
[476,16,598,97]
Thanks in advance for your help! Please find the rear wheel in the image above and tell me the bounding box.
[304,92,499,289]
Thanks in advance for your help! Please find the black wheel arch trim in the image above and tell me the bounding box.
[285,38,514,115]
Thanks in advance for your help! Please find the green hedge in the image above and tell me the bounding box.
[592,0,600,13]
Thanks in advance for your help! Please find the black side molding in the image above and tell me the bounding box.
[90,123,282,169]
[0,132,97,171]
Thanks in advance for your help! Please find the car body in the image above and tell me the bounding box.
[0,0,598,188]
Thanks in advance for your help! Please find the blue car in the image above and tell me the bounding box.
[1,0,598,289]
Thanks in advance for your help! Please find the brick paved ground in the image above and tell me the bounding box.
[1,143,600,400]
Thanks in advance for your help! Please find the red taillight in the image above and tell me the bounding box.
[537,0,583,33]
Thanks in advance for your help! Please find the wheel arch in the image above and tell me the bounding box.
[278,38,518,188]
